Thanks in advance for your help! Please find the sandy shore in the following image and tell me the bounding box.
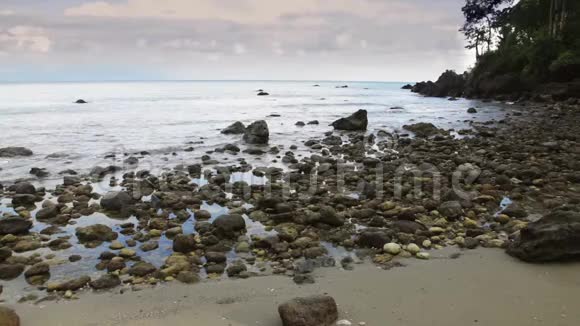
[12,248,580,326]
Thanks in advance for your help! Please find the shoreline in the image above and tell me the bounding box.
[13,247,580,326]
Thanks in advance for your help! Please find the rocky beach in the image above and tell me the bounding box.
[0,79,579,325]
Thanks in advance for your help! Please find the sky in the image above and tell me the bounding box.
[0,0,475,82]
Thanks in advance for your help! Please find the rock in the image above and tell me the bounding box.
[401,84,413,89]
[307,120,319,125]
[416,252,430,260]
[467,107,477,113]
[243,120,269,144]
[29,167,49,178]
[36,205,59,220]
[75,99,88,104]
[507,210,580,262]
[293,274,315,284]
[63,176,81,186]
[176,271,200,284]
[257,91,269,96]
[403,122,442,137]
[438,201,463,219]
[0,264,25,280]
[406,243,421,255]
[383,243,401,255]
[9,182,36,194]
[90,274,121,290]
[128,262,157,277]
[205,252,227,264]
[13,239,41,252]
[140,241,159,252]
[172,234,196,253]
[0,147,33,157]
[295,121,305,127]
[0,247,12,262]
[331,109,368,131]
[52,275,91,291]
[502,203,528,218]
[0,217,32,235]
[0,307,20,326]
[221,121,246,135]
[278,295,338,326]
[76,224,118,243]
[212,214,246,237]
[411,70,465,97]
[319,206,345,226]
[11,194,37,206]
[100,191,132,212]
[356,229,391,249]
[24,263,50,277]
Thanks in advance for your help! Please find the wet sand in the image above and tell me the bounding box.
[14,248,580,326]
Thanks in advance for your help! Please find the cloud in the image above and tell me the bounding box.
[0,26,52,53]
[0,9,15,16]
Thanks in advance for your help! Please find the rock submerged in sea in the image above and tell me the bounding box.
[0,217,32,235]
[402,122,443,138]
[75,99,88,104]
[100,191,132,212]
[278,295,338,326]
[243,120,269,144]
[76,224,118,244]
[0,147,33,158]
[507,209,580,262]
[331,109,368,131]
[221,121,246,135]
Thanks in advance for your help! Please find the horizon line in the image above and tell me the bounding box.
[0,79,413,84]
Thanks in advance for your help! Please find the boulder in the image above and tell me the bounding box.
[75,99,88,104]
[24,263,50,278]
[507,210,580,262]
[331,109,368,131]
[0,147,33,157]
[36,205,59,220]
[8,182,36,195]
[243,120,269,144]
[0,218,32,235]
[438,201,463,219]
[0,264,25,280]
[100,191,132,212]
[128,262,157,277]
[411,70,465,97]
[172,234,196,253]
[221,121,246,135]
[76,224,118,243]
[0,307,20,326]
[212,214,246,237]
[90,274,121,290]
[278,295,338,326]
[403,122,442,137]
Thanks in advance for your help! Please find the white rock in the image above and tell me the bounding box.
[406,243,420,254]
[416,252,430,260]
[422,239,432,248]
[337,320,352,326]
[383,242,402,255]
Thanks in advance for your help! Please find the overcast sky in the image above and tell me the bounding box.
[0,0,474,82]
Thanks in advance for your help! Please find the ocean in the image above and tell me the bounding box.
[0,80,504,184]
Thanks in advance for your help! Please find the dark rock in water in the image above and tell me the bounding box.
[243,120,269,144]
[331,109,368,131]
[173,234,197,253]
[0,306,20,326]
[336,85,348,88]
[403,122,443,137]
[0,147,33,157]
[467,107,477,113]
[502,202,528,218]
[221,121,246,135]
[124,157,138,165]
[295,121,305,127]
[0,247,12,262]
[177,271,200,284]
[0,263,25,280]
[54,275,91,291]
[128,262,157,277]
[100,191,132,212]
[213,214,246,238]
[307,120,319,125]
[8,182,36,195]
[90,274,121,290]
[11,194,37,206]
[76,224,118,243]
[401,84,413,89]
[507,209,580,262]
[90,165,121,178]
[63,176,81,186]
[356,229,392,248]
[257,91,269,96]
[0,217,32,235]
[36,205,59,220]
[411,70,465,98]
[393,220,427,234]
[24,262,50,278]
[29,167,49,178]
[278,295,338,326]
[75,99,88,104]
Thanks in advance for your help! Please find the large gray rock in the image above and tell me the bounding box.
[172,234,197,253]
[507,210,580,262]
[243,120,269,144]
[331,109,368,131]
[0,263,25,280]
[100,191,132,212]
[438,201,463,220]
[0,217,32,235]
[221,121,246,134]
[75,224,118,243]
[8,182,36,195]
[0,147,33,157]
[403,122,443,137]
[90,274,121,290]
[213,214,246,238]
[278,295,338,326]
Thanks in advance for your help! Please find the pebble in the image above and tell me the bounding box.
[416,252,430,260]
[406,243,420,255]
[383,243,401,255]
